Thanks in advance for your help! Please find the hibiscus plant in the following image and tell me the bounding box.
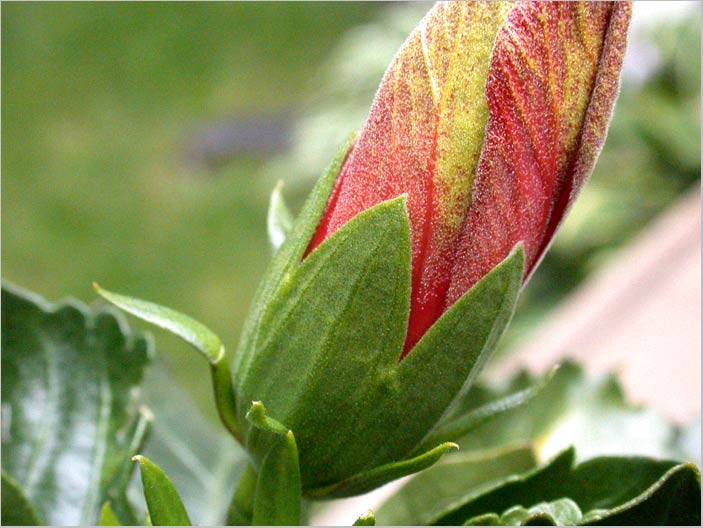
[2,2,700,526]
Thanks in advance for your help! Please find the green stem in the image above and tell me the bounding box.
[226,465,257,526]
[210,359,243,444]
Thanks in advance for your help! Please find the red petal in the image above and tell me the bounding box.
[306,2,513,358]
[445,2,631,308]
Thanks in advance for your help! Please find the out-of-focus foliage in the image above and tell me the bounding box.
[1,2,388,420]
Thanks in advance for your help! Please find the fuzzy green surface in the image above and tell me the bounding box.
[233,160,524,493]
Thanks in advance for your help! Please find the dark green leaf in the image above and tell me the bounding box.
[376,445,537,526]
[2,471,42,526]
[465,513,501,525]
[466,498,582,526]
[246,402,302,526]
[133,455,191,526]
[417,447,700,526]
[407,448,576,525]
[1,283,152,525]
[576,460,701,526]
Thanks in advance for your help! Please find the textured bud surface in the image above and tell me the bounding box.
[307,2,631,356]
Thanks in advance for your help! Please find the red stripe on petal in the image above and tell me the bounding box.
[446,2,631,308]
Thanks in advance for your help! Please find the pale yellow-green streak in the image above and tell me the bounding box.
[422,2,513,233]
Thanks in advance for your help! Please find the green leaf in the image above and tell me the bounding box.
[267,180,294,252]
[413,447,700,526]
[140,362,245,525]
[1,282,152,526]
[94,284,242,443]
[353,510,376,526]
[99,502,121,526]
[418,366,557,452]
[466,498,583,526]
[575,460,701,526]
[133,455,191,526]
[308,442,458,499]
[94,284,222,365]
[2,472,42,526]
[376,445,537,526]
[246,402,302,526]
[455,361,682,462]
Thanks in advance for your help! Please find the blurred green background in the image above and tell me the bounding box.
[3,1,700,429]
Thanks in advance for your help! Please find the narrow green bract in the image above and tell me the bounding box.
[133,455,192,526]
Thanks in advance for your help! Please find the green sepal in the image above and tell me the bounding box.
[233,133,356,385]
[353,510,376,526]
[140,363,246,525]
[133,455,192,526]
[246,402,302,526]
[235,132,524,496]
[235,194,412,491]
[233,184,524,495]
[94,285,242,443]
[308,442,458,499]
[99,502,122,526]
[267,180,294,252]
[94,284,223,364]
[395,244,524,460]
[1,471,43,526]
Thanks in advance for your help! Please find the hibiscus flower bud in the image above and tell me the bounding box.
[307,1,631,356]
[231,0,631,498]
